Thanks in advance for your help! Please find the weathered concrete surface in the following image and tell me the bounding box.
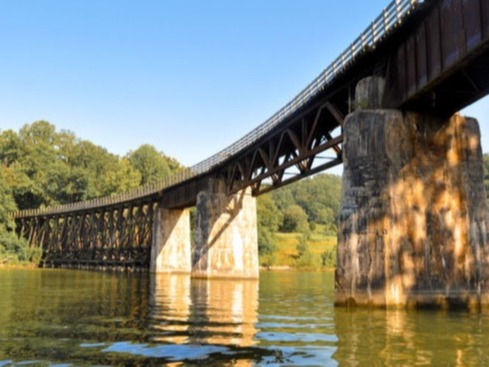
[336,110,489,308]
[150,206,191,273]
[355,76,386,110]
[192,179,259,279]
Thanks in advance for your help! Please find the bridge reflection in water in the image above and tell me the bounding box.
[149,274,258,349]
[333,307,489,366]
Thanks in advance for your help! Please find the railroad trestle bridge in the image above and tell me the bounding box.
[12,0,489,307]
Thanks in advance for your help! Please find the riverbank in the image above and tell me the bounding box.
[260,231,337,269]
[0,262,38,270]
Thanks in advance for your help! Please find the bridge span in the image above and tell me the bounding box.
[12,0,489,307]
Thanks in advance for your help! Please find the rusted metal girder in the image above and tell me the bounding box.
[384,0,489,115]
[219,100,344,196]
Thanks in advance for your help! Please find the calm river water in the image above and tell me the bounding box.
[1,269,489,366]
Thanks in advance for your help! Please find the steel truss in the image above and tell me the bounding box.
[17,202,155,269]
[219,100,344,196]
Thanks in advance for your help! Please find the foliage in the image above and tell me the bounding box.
[0,167,37,264]
[257,174,341,268]
[257,195,282,257]
[271,174,342,228]
[0,121,182,209]
[296,232,310,257]
[0,231,41,265]
[295,251,321,269]
[127,144,181,185]
[102,158,141,195]
[0,167,18,231]
[282,205,309,233]
[293,231,321,268]
[320,248,336,268]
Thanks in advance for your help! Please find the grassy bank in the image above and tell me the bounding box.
[261,226,337,269]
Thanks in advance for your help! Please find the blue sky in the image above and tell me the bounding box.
[0,0,487,170]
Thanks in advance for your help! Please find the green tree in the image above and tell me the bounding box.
[127,144,180,185]
[281,205,308,233]
[5,122,59,208]
[320,248,336,268]
[102,158,142,194]
[256,194,282,256]
[295,232,320,269]
[296,232,310,257]
[65,140,122,199]
[0,129,21,166]
[271,173,342,234]
[0,166,36,264]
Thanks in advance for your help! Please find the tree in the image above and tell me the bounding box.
[256,194,282,256]
[271,173,342,234]
[127,144,180,186]
[0,129,21,166]
[65,140,121,199]
[296,232,310,257]
[0,166,36,264]
[101,158,141,195]
[281,205,308,233]
[0,167,18,231]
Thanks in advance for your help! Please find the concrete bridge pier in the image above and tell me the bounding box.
[150,205,191,273]
[336,77,489,308]
[192,179,259,279]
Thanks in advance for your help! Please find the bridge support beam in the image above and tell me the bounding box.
[192,179,259,279]
[150,205,191,273]
[336,106,489,308]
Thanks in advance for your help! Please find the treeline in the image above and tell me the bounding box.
[0,121,181,210]
[0,120,181,263]
[257,174,342,266]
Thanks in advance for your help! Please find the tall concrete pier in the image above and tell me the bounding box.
[335,77,489,308]
[151,206,191,273]
[150,179,259,279]
[192,179,259,279]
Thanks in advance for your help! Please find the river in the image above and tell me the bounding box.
[0,269,488,366]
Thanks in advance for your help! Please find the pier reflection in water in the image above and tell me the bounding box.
[148,274,258,348]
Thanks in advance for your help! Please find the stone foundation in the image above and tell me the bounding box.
[192,179,259,279]
[336,110,489,308]
[150,206,191,273]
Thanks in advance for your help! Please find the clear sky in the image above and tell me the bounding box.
[0,0,487,171]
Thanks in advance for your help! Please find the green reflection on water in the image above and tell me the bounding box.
[0,269,489,366]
